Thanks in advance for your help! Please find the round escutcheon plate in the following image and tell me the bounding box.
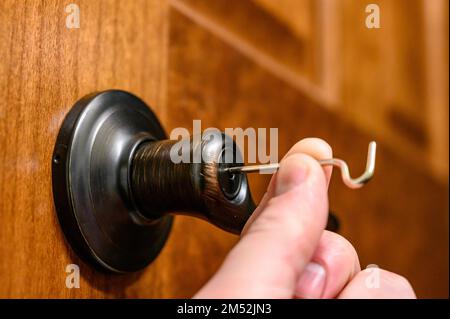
[52,90,173,273]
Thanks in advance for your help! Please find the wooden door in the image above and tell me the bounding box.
[0,0,448,298]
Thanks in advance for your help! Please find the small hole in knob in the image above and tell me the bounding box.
[218,149,242,200]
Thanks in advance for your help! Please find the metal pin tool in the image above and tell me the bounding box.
[225,141,377,189]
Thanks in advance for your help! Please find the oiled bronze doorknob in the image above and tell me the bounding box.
[131,135,255,234]
[52,90,339,273]
[52,90,256,273]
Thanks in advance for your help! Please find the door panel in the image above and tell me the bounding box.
[0,0,237,299]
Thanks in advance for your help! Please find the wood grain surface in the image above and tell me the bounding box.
[0,0,236,298]
[0,0,448,298]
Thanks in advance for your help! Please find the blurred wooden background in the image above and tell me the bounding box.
[0,0,447,298]
[166,0,449,298]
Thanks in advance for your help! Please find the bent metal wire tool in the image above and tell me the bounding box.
[225,141,377,189]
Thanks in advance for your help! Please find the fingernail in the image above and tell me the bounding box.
[296,262,326,299]
[275,160,309,195]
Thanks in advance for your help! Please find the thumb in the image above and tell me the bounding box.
[195,153,329,298]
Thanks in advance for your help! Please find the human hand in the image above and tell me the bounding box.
[195,138,416,299]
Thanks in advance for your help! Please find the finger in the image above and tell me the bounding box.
[283,137,333,186]
[195,153,329,298]
[295,231,361,299]
[242,137,333,235]
[338,268,416,299]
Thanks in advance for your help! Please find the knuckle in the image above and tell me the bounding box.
[381,270,415,292]
[322,231,359,262]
